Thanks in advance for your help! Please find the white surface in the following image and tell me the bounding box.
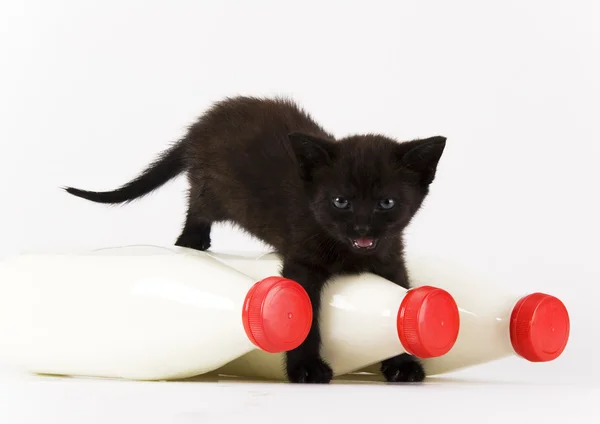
[1,0,599,422]
[0,362,598,424]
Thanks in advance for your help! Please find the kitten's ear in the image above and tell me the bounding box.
[288,132,337,181]
[399,136,447,185]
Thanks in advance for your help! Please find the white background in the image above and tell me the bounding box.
[0,0,598,422]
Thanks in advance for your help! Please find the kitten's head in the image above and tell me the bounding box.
[288,132,446,254]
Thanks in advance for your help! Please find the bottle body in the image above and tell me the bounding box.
[0,246,312,380]
[205,250,459,380]
[359,253,570,376]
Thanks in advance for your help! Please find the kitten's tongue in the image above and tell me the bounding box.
[355,237,374,248]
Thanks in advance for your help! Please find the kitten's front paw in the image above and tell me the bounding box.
[381,354,425,383]
[286,357,333,384]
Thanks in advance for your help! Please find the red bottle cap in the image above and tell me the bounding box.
[510,293,570,362]
[242,276,312,353]
[397,286,460,358]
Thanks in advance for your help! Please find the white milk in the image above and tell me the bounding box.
[0,245,312,380]
[358,253,571,376]
[204,250,460,380]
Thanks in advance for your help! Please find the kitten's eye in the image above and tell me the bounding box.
[332,197,350,209]
[378,199,395,210]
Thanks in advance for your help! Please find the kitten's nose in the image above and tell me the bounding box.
[354,224,371,235]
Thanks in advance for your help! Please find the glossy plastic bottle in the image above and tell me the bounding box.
[203,249,460,380]
[0,246,312,380]
[206,250,569,380]
[356,253,571,377]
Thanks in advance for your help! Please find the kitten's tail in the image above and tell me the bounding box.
[63,142,186,204]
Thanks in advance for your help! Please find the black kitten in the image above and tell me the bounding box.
[64,96,446,384]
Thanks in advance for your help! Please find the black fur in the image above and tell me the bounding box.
[64,96,447,384]
[64,142,186,204]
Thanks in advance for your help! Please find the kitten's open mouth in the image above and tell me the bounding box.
[350,237,378,250]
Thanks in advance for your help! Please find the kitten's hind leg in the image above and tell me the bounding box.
[174,184,214,251]
[175,214,212,251]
